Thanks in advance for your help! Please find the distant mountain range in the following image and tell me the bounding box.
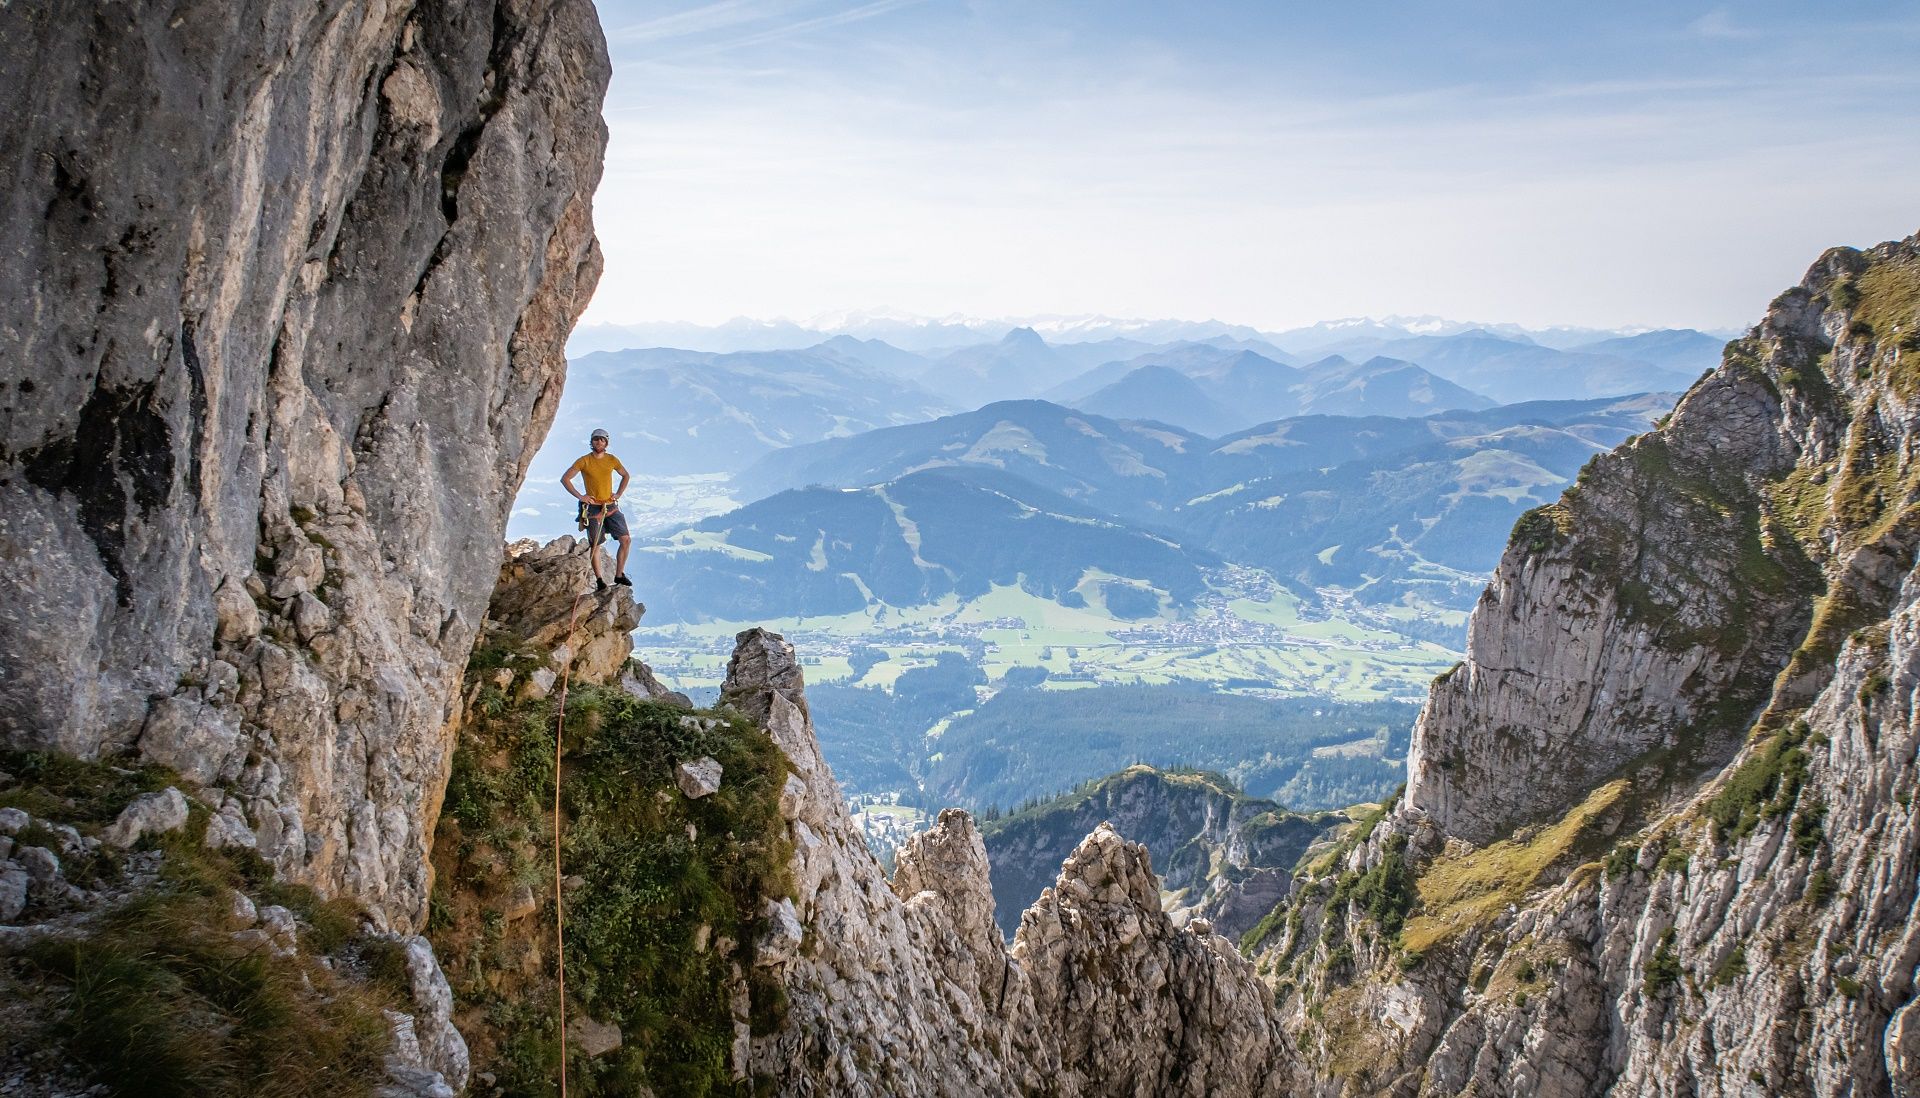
[1314,330,1698,403]
[648,394,1673,619]
[533,346,953,478]
[1067,348,1494,433]
[919,327,1086,404]
[567,314,1282,356]
[530,317,1713,620]
[537,322,1718,482]
[570,312,1734,361]
[635,465,1219,623]
[731,399,1202,522]
[739,394,1669,513]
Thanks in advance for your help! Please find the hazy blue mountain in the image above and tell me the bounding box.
[566,318,826,356]
[1047,337,1166,371]
[1289,355,1494,418]
[535,347,953,479]
[1195,350,1307,415]
[1571,328,1726,376]
[1267,316,1549,355]
[1361,330,1696,403]
[1516,324,1658,350]
[921,327,1084,403]
[732,399,1205,522]
[1041,358,1151,404]
[741,392,1671,530]
[1194,335,1302,364]
[1077,365,1244,435]
[633,466,1220,623]
[1045,344,1301,406]
[1181,418,1653,607]
[721,391,1664,608]
[1055,348,1490,433]
[810,335,932,377]
[1266,318,1421,354]
[1199,392,1669,495]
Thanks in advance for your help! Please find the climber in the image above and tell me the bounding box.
[561,427,633,592]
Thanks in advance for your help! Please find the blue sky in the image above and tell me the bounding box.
[585,1,1920,332]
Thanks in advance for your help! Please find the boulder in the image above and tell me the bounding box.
[518,668,558,703]
[16,846,60,885]
[0,865,28,922]
[622,660,693,708]
[138,697,243,787]
[755,897,804,966]
[675,757,723,799]
[101,787,190,848]
[404,936,470,1090]
[487,540,644,687]
[571,1015,623,1059]
[204,799,258,850]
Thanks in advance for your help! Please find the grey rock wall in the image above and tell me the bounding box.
[1262,234,1920,1095]
[1403,357,1820,846]
[722,629,1293,1096]
[0,0,609,929]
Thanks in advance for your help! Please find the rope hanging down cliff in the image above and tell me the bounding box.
[550,588,589,1098]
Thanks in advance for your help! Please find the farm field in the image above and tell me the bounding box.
[632,569,1463,703]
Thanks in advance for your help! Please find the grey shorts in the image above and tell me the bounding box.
[585,503,629,544]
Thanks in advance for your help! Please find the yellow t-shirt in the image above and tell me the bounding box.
[566,452,628,501]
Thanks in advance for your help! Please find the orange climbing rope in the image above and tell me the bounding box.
[551,586,588,1098]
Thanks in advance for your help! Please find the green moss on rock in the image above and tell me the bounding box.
[432,684,793,1097]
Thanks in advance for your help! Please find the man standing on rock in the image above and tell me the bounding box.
[562,428,633,592]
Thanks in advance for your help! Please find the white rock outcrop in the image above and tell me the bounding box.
[676,757,724,799]
[723,628,1293,1095]
[101,787,190,848]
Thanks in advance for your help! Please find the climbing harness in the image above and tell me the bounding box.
[551,585,589,1097]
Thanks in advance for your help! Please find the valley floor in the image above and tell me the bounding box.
[635,570,1463,703]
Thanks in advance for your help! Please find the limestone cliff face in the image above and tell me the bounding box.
[1263,234,1920,1095]
[725,630,1292,1096]
[0,1,610,929]
[1403,336,1823,846]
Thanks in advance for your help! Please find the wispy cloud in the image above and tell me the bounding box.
[1688,7,1748,39]
[608,0,927,57]
[606,0,791,45]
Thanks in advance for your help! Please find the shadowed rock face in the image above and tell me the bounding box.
[0,0,610,929]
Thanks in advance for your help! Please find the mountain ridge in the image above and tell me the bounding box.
[1249,231,1920,1094]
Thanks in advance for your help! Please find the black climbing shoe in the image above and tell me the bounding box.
[595,577,609,592]
[615,573,633,587]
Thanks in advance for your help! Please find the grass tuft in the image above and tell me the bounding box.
[8,751,402,1098]
[1703,720,1812,842]
[1400,780,1628,953]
